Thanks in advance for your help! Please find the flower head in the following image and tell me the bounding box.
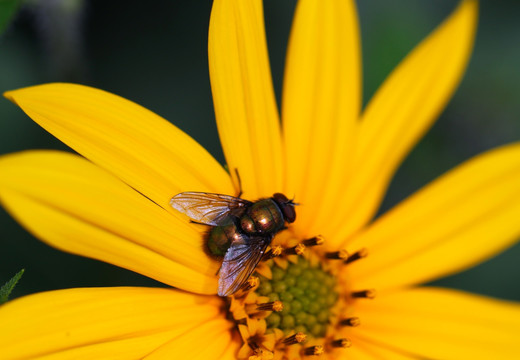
[1,0,520,359]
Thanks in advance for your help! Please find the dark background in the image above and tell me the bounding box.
[0,0,519,301]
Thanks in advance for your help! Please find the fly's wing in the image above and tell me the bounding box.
[218,236,270,296]
[170,192,251,226]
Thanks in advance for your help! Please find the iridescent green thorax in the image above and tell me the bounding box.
[240,198,284,234]
[206,198,286,257]
[256,257,339,337]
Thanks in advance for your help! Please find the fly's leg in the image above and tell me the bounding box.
[189,220,208,226]
[234,168,243,198]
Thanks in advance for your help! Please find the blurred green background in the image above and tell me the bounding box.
[0,0,519,302]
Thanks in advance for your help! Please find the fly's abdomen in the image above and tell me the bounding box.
[206,221,247,257]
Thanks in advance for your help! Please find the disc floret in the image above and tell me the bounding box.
[228,235,372,359]
[257,257,338,338]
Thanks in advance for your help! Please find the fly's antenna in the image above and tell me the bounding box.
[290,196,300,206]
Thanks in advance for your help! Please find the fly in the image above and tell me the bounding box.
[170,191,296,296]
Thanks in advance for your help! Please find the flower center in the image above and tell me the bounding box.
[257,257,338,338]
[227,234,373,359]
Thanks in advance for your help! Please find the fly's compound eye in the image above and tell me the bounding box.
[273,193,296,223]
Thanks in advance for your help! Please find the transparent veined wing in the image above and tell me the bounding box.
[170,192,251,225]
[218,236,270,296]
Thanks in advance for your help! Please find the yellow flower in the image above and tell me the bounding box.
[1,0,519,359]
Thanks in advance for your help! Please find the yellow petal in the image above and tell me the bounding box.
[217,340,241,360]
[355,287,520,359]
[0,151,219,294]
[0,287,223,360]
[347,336,419,359]
[347,143,520,290]
[4,83,233,211]
[144,318,233,359]
[282,0,361,238]
[208,0,283,199]
[328,0,478,240]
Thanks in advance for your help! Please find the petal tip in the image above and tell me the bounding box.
[3,90,15,102]
[3,86,37,105]
[458,0,479,23]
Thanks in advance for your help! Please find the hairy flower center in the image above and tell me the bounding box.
[257,257,338,337]
[227,234,373,360]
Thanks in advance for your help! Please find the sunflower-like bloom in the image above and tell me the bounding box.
[1,0,519,359]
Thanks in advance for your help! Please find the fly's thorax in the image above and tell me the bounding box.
[240,198,284,234]
[206,221,246,257]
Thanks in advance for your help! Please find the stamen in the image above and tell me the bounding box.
[248,340,260,351]
[304,345,324,356]
[330,338,351,348]
[301,235,324,247]
[351,289,376,299]
[243,255,342,358]
[325,250,349,260]
[344,248,368,264]
[340,317,360,327]
[240,276,259,292]
[282,332,307,345]
[235,318,247,326]
[284,243,306,256]
[247,341,274,360]
[262,245,283,260]
[256,301,284,312]
[250,348,273,360]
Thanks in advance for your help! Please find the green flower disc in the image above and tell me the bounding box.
[256,257,338,338]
